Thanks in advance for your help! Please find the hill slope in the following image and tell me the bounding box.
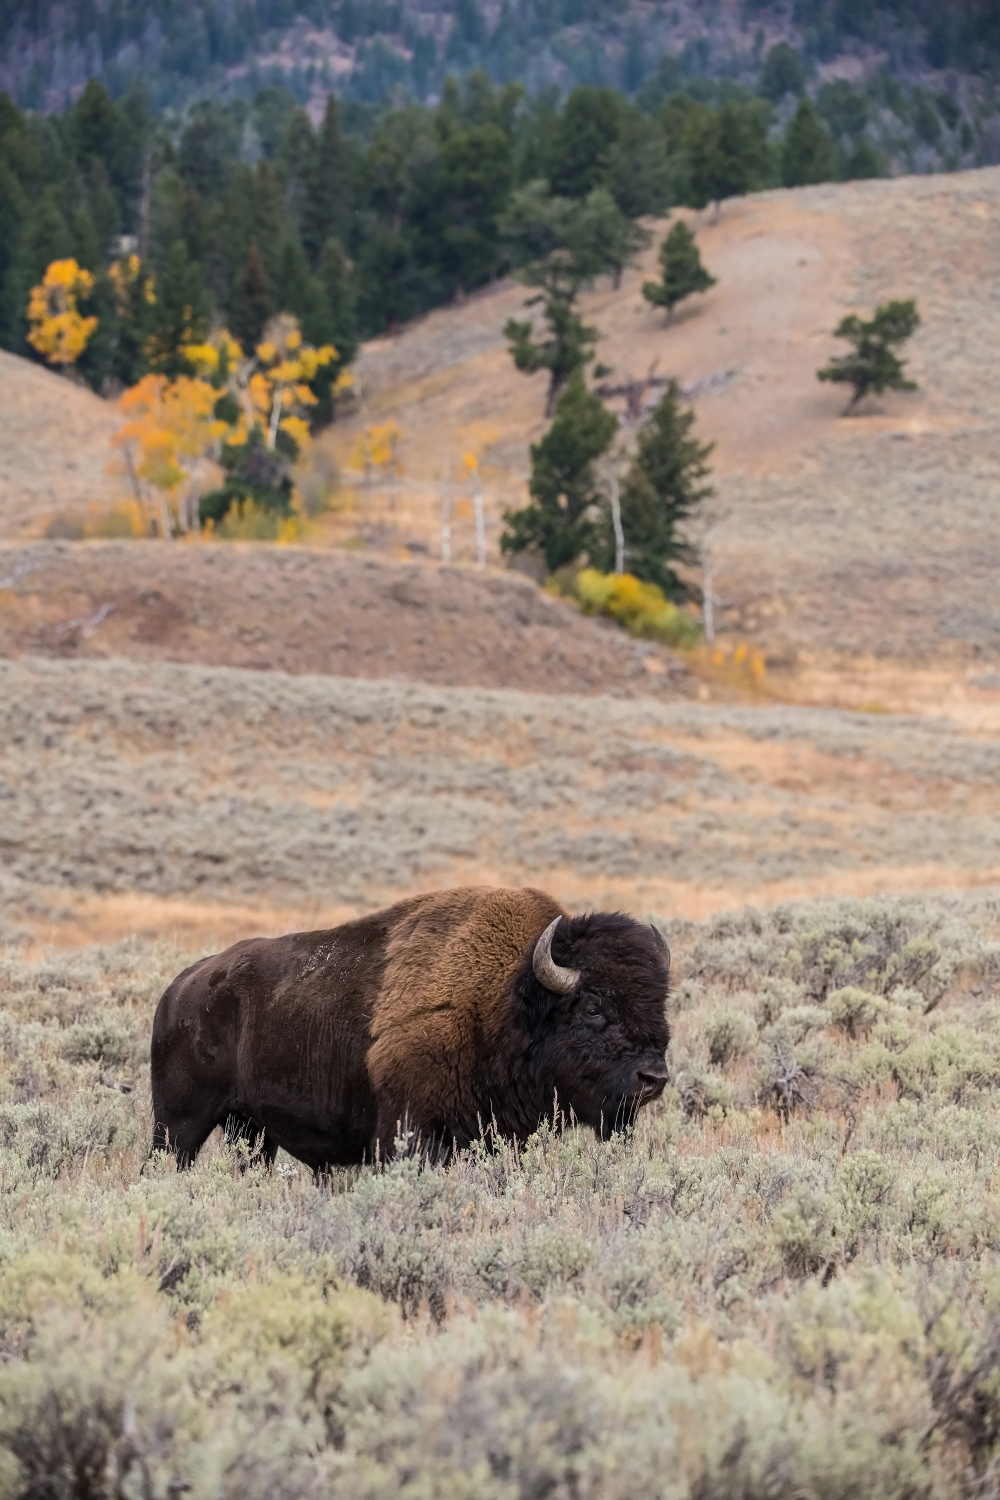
[3,655,1000,949]
[0,350,130,537]
[323,167,1000,669]
[0,539,686,696]
[0,0,993,112]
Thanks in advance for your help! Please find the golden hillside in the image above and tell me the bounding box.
[320,167,1000,677]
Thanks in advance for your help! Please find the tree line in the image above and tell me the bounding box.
[0,66,906,402]
[2,0,998,113]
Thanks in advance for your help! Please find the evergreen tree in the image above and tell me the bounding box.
[781,99,837,187]
[145,238,209,375]
[504,283,597,417]
[549,87,623,198]
[760,43,804,103]
[502,185,642,411]
[843,135,884,180]
[10,192,73,350]
[817,299,920,413]
[605,382,713,600]
[642,220,716,322]
[231,242,274,353]
[501,369,617,572]
[302,94,352,263]
[686,100,772,217]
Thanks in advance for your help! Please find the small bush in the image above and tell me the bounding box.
[569,568,702,649]
[705,1007,757,1068]
[827,986,885,1039]
[205,499,301,544]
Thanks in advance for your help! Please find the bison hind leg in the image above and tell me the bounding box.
[224,1112,278,1170]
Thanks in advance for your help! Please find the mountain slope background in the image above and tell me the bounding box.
[2,0,1000,115]
[6,162,1000,689]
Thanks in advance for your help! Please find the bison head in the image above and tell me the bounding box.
[514,911,671,1138]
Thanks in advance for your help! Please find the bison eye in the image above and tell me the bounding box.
[581,1000,606,1028]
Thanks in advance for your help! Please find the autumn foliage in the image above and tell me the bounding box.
[111,372,227,535]
[26,258,98,372]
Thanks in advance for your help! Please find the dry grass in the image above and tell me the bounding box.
[318,168,1000,670]
[3,656,1000,948]
[0,539,689,698]
[0,352,130,537]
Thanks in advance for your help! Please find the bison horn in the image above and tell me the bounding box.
[533,917,580,995]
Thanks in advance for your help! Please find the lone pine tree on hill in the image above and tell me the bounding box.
[502,184,646,414]
[501,368,617,571]
[642,220,716,322]
[606,381,713,600]
[818,299,920,413]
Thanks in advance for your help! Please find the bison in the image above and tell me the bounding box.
[151,885,670,1169]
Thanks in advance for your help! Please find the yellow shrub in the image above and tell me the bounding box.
[83,499,148,539]
[572,569,702,649]
[207,500,301,544]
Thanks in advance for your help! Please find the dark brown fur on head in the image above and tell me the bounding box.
[509,911,671,1139]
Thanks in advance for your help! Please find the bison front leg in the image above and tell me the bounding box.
[224,1112,279,1170]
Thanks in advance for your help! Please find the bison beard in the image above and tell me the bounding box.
[150,886,670,1170]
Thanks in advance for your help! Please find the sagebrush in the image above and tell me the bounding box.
[2,892,1000,1494]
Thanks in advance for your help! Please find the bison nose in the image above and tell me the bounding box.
[636,1062,669,1098]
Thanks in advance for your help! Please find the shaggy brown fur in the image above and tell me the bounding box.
[151,885,670,1170]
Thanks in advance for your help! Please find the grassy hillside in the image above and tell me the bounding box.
[2,654,999,951]
[321,166,1000,669]
[0,540,689,694]
[3,890,1000,1493]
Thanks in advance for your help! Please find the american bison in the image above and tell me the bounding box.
[151,885,670,1169]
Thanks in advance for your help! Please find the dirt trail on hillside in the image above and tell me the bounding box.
[0,540,688,696]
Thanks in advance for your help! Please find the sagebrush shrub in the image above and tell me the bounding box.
[0,895,999,1495]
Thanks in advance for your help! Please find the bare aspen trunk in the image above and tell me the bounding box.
[473,470,486,568]
[703,552,714,643]
[123,448,152,536]
[268,385,285,450]
[442,465,452,562]
[610,468,624,575]
[158,492,173,541]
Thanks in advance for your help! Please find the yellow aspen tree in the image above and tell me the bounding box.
[350,421,402,516]
[112,373,227,538]
[185,316,335,456]
[464,450,486,567]
[27,259,98,375]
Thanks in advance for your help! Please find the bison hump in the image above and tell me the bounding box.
[366,885,564,1126]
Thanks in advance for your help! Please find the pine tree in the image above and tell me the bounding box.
[302,95,351,264]
[685,100,772,218]
[145,239,209,375]
[642,220,716,322]
[844,135,884,181]
[501,369,617,572]
[759,43,804,103]
[231,242,274,354]
[817,299,920,413]
[504,284,598,418]
[781,100,837,187]
[607,382,713,600]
